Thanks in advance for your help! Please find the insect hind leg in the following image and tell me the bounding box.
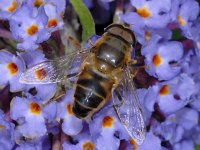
[113,89,124,108]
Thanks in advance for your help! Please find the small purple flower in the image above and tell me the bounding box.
[46,0,66,15]
[157,74,195,114]
[89,106,129,150]
[16,135,51,150]
[144,74,195,115]
[0,0,22,20]
[0,50,25,92]
[173,140,195,150]
[57,90,83,136]
[44,3,64,31]
[20,50,57,102]
[175,0,199,34]
[122,0,171,29]
[63,130,95,150]
[137,129,161,150]
[0,110,15,150]
[175,107,199,131]
[10,96,56,138]
[131,26,172,45]
[142,37,183,80]
[191,126,200,145]
[9,4,50,51]
[25,0,66,14]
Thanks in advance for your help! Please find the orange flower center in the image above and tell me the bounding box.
[7,62,18,75]
[159,85,169,96]
[34,68,47,80]
[102,116,114,128]
[137,7,151,18]
[66,104,73,115]
[145,31,150,41]
[0,124,5,129]
[130,138,138,150]
[177,16,185,26]
[47,19,58,27]
[34,0,44,7]
[152,54,162,66]
[26,24,38,36]
[7,0,17,12]
[29,102,41,115]
[82,141,94,150]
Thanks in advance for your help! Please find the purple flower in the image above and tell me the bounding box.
[16,135,51,150]
[0,0,22,20]
[20,50,57,102]
[0,50,25,92]
[191,126,200,145]
[175,107,199,131]
[152,110,197,145]
[63,130,95,150]
[142,37,183,80]
[10,96,56,138]
[144,74,195,115]
[122,0,171,29]
[131,26,172,45]
[57,90,83,136]
[0,110,15,150]
[44,3,64,31]
[89,106,130,150]
[173,140,195,150]
[9,4,50,51]
[175,0,199,35]
[46,0,66,15]
[137,129,161,150]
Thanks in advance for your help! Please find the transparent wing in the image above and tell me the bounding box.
[112,68,146,145]
[19,49,90,84]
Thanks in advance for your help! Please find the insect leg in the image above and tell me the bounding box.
[128,60,149,70]
[88,39,95,47]
[112,89,124,123]
[42,91,66,107]
[66,72,79,78]
[113,89,124,108]
[43,80,77,107]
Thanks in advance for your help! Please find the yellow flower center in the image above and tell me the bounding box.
[159,85,169,96]
[82,141,94,150]
[152,54,162,66]
[145,31,150,41]
[29,102,41,115]
[7,0,17,12]
[130,138,138,150]
[177,16,185,26]
[102,116,114,128]
[0,124,5,129]
[34,0,44,7]
[47,19,58,27]
[34,68,47,81]
[66,104,73,115]
[7,62,18,75]
[26,24,38,36]
[137,7,151,18]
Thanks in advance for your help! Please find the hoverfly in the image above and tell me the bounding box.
[20,24,146,144]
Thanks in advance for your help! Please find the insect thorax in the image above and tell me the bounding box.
[93,34,132,74]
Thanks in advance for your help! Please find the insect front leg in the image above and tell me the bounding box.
[127,60,149,77]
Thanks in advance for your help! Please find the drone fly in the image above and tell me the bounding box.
[20,24,146,144]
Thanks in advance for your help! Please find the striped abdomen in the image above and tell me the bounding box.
[72,68,113,118]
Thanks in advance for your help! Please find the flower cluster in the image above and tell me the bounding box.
[121,0,200,149]
[0,0,200,150]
